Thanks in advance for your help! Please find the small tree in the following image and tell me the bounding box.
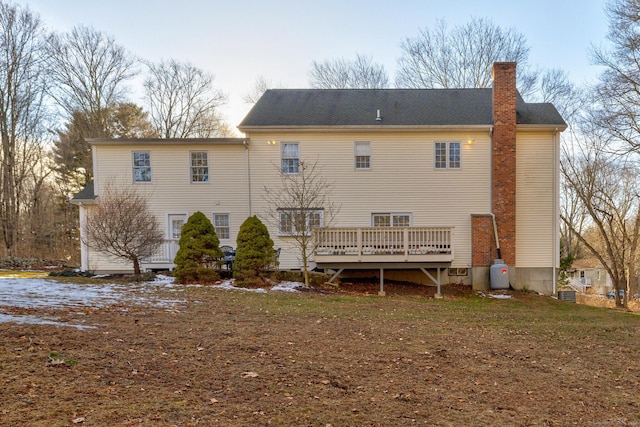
[263,159,339,286]
[173,211,222,284]
[234,215,275,283]
[84,183,164,274]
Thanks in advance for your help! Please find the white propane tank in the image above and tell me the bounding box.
[490,259,509,289]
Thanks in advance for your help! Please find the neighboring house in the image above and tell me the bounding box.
[566,258,612,295]
[72,62,566,295]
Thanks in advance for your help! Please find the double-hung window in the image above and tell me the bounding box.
[133,151,151,182]
[434,141,461,169]
[372,213,412,227]
[354,141,371,170]
[281,143,300,174]
[214,213,230,240]
[278,208,323,235]
[190,151,209,183]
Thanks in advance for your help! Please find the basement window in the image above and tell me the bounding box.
[449,268,468,276]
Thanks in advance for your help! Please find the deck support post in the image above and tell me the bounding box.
[379,268,386,296]
[420,267,443,299]
[327,268,344,285]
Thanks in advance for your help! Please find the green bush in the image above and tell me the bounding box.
[234,216,275,283]
[173,212,222,284]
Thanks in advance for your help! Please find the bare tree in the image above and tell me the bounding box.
[560,132,640,308]
[47,24,138,209]
[47,25,136,134]
[590,0,640,154]
[263,159,339,285]
[309,54,389,89]
[396,17,534,93]
[84,183,164,274]
[143,59,229,138]
[536,69,584,125]
[0,2,50,256]
[242,75,286,104]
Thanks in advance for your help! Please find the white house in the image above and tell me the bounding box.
[72,62,566,295]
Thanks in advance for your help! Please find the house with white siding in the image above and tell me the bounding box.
[72,62,566,295]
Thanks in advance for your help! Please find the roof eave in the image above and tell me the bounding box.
[87,138,247,146]
[238,125,494,133]
[517,124,568,131]
[70,198,97,205]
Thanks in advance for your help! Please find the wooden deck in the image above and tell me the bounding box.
[313,226,454,265]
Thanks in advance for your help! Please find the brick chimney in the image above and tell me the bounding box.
[491,62,517,266]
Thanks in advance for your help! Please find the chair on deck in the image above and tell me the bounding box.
[220,245,235,270]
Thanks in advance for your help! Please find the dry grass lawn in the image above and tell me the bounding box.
[1,278,639,426]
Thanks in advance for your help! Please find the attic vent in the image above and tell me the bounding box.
[376,109,382,121]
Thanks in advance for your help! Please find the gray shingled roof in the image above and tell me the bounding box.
[71,181,95,202]
[238,89,566,128]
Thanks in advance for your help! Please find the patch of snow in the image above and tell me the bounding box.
[211,279,308,293]
[213,279,267,293]
[489,294,512,299]
[0,275,185,328]
[271,281,308,293]
[0,273,309,329]
[0,313,96,329]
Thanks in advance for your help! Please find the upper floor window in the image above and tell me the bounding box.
[214,213,230,240]
[278,208,323,235]
[354,141,371,170]
[281,143,300,174]
[133,151,151,182]
[372,212,412,227]
[190,151,209,183]
[434,141,461,169]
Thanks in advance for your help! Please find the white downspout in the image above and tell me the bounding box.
[489,212,501,259]
[553,128,560,295]
[243,139,251,216]
[79,203,89,271]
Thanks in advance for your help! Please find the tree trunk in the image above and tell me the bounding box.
[2,133,17,256]
[133,258,141,275]
[302,246,309,286]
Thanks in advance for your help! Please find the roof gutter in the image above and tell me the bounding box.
[87,138,247,146]
[238,125,494,133]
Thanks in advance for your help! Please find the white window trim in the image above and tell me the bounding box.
[278,208,324,236]
[371,212,413,227]
[132,150,152,183]
[190,151,209,184]
[434,141,461,170]
[167,213,188,239]
[281,142,300,174]
[354,141,371,170]
[213,213,230,240]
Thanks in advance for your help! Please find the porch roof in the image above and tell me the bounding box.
[70,181,96,204]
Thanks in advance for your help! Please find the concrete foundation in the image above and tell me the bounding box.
[472,266,555,295]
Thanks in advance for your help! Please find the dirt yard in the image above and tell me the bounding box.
[1,277,640,426]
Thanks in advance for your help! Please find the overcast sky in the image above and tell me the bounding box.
[23,0,610,134]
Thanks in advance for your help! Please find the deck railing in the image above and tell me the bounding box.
[143,240,179,264]
[313,227,454,263]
